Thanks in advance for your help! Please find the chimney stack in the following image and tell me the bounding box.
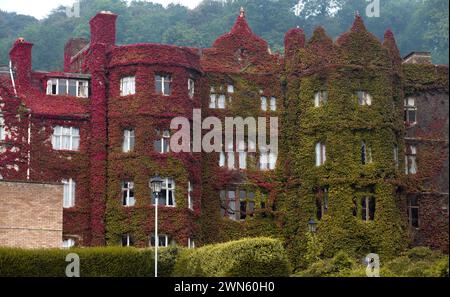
[9,38,33,89]
[89,11,118,46]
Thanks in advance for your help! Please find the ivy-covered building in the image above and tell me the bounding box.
[0,10,448,268]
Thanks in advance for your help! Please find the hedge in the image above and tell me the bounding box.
[0,246,179,277]
[172,237,291,277]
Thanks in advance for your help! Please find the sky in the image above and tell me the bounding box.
[0,0,202,19]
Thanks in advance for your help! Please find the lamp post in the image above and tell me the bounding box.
[149,175,163,278]
[308,217,317,233]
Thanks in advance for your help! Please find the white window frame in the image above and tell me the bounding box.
[270,97,277,111]
[120,76,136,96]
[188,181,194,210]
[62,238,75,249]
[260,151,277,171]
[122,181,135,207]
[62,178,76,208]
[404,98,417,124]
[122,129,135,153]
[209,93,226,109]
[150,234,169,247]
[0,115,5,141]
[155,74,172,96]
[188,78,195,99]
[52,126,80,151]
[121,234,133,247]
[188,237,195,249]
[227,84,234,94]
[153,178,176,207]
[315,142,326,167]
[261,96,267,111]
[357,91,372,106]
[405,145,418,175]
[361,141,373,165]
[314,91,328,107]
[394,145,399,169]
[46,78,89,97]
[155,129,170,154]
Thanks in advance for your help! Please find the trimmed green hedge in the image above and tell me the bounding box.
[295,247,449,277]
[0,246,179,277]
[172,237,291,277]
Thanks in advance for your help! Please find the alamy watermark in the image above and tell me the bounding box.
[365,253,380,277]
[65,253,80,277]
[65,0,81,18]
[366,0,380,18]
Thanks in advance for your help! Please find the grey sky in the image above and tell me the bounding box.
[0,0,202,19]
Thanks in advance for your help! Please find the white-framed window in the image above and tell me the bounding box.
[188,78,195,99]
[122,181,135,207]
[357,91,372,106]
[405,145,417,175]
[361,196,375,221]
[122,129,135,153]
[227,84,234,94]
[404,98,417,124]
[220,189,255,221]
[219,142,236,170]
[261,96,267,111]
[46,78,89,98]
[62,179,76,208]
[316,187,329,220]
[62,238,75,249]
[209,93,226,109]
[408,195,419,228]
[154,129,170,153]
[52,126,80,151]
[150,234,169,247]
[314,91,328,107]
[0,115,5,141]
[394,145,399,169]
[269,97,277,111]
[238,140,247,169]
[152,178,176,206]
[188,237,195,249]
[361,141,372,165]
[260,151,277,170]
[315,142,326,167]
[188,181,194,210]
[120,76,136,96]
[121,234,134,247]
[155,74,172,96]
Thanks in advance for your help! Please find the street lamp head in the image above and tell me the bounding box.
[149,175,164,194]
[308,217,317,233]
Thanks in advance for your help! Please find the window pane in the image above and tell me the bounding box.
[270,97,277,111]
[218,95,226,109]
[68,80,77,96]
[210,94,216,108]
[261,97,267,111]
[58,79,68,95]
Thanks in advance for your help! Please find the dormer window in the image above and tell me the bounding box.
[46,78,89,98]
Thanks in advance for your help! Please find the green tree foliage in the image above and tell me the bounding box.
[0,0,447,69]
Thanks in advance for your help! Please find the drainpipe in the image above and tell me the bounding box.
[9,60,17,97]
[26,113,31,180]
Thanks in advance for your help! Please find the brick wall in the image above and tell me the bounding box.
[0,180,63,248]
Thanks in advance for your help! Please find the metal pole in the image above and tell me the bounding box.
[155,193,158,278]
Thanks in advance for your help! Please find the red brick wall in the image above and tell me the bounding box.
[0,180,63,248]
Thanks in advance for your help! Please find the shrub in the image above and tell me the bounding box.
[172,237,291,277]
[0,246,179,277]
